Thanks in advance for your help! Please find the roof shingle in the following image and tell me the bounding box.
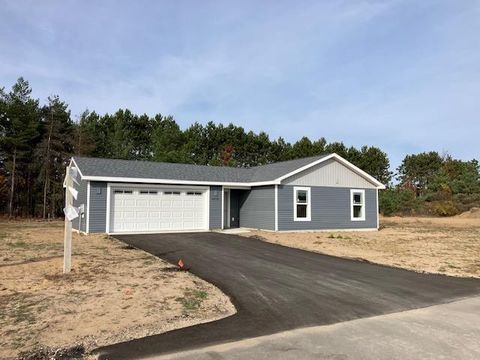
[73,155,329,183]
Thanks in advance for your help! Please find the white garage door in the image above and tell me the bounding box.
[109,187,208,233]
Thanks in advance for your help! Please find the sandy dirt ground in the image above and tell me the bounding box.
[0,221,235,360]
[246,215,480,279]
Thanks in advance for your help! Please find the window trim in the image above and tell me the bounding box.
[350,189,366,221]
[293,186,311,221]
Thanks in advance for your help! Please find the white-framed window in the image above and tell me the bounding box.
[351,189,365,221]
[293,186,311,221]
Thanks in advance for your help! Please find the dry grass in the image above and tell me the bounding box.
[245,216,480,278]
[0,220,235,360]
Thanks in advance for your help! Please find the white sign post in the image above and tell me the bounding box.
[64,168,73,273]
[63,166,79,274]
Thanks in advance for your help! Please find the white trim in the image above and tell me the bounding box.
[350,189,366,221]
[376,188,380,229]
[106,183,111,233]
[70,157,84,178]
[86,181,91,234]
[293,186,311,221]
[106,182,210,234]
[274,185,278,231]
[206,187,211,231]
[277,153,386,189]
[108,183,210,190]
[82,175,265,187]
[221,185,224,230]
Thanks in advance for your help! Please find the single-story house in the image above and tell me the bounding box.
[68,153,385,234]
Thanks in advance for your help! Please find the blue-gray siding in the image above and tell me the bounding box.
[209,186,222,229]
[239,186,275,230]
[89,181,107,233]
[72,179,88,232]
[278,185,377,230]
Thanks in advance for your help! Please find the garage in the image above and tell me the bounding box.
[108,186,209,233]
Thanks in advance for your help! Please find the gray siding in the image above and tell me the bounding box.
[278,185,377,230]
[89,181,107,233]
[239,186,275,230]
[209,186,222,229]
[72,179,88,232]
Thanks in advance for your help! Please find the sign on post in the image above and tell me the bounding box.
[63,165,78,274]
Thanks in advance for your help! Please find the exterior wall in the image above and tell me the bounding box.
[209,186,222,229]
[277,185,377,230]
[72,179,88,232]
[239,186,275,230]
[89,181,108,233]
[283,158,377,189]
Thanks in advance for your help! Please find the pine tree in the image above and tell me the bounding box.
[0,78,40,217]
[36,95,73,218]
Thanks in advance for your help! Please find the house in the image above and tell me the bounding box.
[68,153,385,234]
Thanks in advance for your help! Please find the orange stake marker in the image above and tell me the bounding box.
[178,259,185,269]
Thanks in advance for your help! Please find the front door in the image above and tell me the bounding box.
[230,189,240,228]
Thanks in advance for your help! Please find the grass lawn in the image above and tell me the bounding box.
[246,216,480,278]
[0,221,235,360]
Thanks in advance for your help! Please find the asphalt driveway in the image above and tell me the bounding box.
[96,232,480,359]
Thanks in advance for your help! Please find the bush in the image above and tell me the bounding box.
[379,188,421,216]
[379,189,397,216]
[453,193,480,213]
[428,201,460,216]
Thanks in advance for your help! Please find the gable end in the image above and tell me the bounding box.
[282,158,377,189]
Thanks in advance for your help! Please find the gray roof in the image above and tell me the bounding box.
[73,155,329,184]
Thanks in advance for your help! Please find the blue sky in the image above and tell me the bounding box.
[1,1,479,170]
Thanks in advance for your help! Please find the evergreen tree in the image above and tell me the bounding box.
[74,110,96,156]
[36,95,73,218]
[397,152,443,196]
[0,78,40,217]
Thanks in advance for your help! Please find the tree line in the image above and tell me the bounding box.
[1,77,478,218]
[384,152,480,216]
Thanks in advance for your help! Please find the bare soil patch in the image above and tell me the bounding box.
[0,220,235,359]
[456,207,480,219]
[245,216,480,278]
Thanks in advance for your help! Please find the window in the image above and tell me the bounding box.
[351,189,365,221]
[114,190,132,194]
[186,191,202,196]
[294,187,311,221]
[139,190,158,195]
[164,191,181,195]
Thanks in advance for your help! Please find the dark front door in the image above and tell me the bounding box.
[230,190,240,228]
